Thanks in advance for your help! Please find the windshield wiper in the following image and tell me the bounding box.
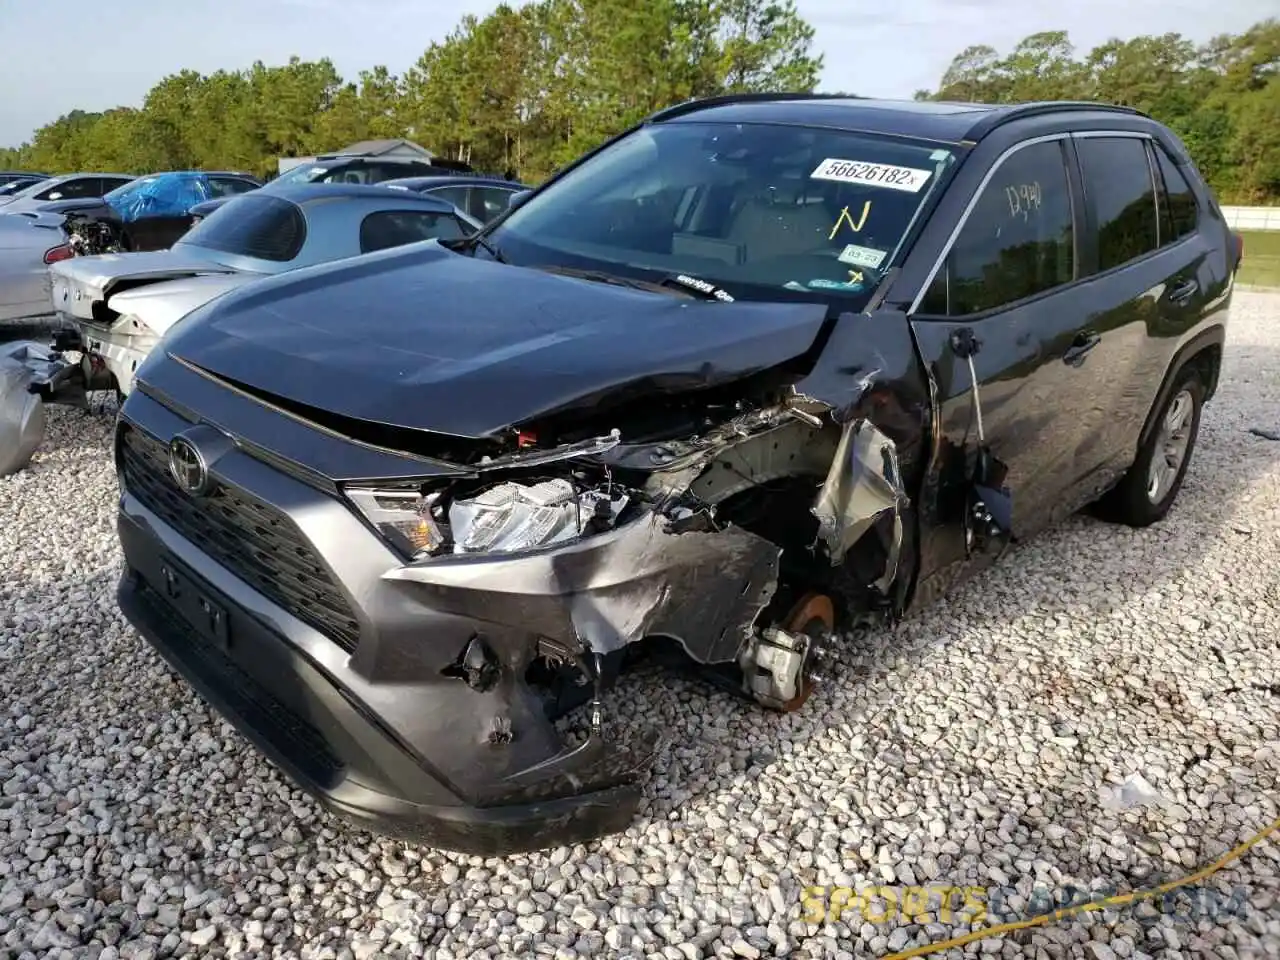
[446,231,507,263]
[472,233,507,263]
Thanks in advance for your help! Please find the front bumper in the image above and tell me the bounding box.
[111,352,789,851]
[116,524,646,854]
[117,383,783,852]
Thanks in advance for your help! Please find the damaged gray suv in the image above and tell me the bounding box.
[113,95,1240,854]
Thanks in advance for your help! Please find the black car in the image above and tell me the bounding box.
[55,171,264,253]
[378,175,531,223]
[112,95,1239,855]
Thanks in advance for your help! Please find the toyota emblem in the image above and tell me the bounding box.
[168,436,209,495]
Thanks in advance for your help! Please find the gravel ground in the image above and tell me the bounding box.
[2,291,1279,960]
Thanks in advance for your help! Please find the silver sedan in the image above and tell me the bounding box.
[0,211,71,324]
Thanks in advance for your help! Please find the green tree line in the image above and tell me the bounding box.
[1,9,1276,204]
[0,0,822,183]
[916,20,1280,204]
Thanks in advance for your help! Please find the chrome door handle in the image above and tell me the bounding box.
[1063,331,1101,367]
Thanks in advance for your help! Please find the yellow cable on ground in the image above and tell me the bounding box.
[883,813,1280,960]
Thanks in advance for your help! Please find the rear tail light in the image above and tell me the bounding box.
[1236,232,1245,265]
[43,243,73,264]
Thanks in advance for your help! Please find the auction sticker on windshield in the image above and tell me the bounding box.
[811,158,932,193]
[838,244,887,269]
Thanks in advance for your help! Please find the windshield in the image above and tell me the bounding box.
[490,121,958,305]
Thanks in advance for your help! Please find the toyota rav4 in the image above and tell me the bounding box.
[111,95,1240,854]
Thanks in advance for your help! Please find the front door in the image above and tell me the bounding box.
[908,136,1098,600]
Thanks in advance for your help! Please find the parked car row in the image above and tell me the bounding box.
[0,95,1244,858]
[0,172,137,212]
[46,183,483,403]
[0,161,528,326]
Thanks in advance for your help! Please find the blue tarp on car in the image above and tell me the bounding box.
[104,174,212,222]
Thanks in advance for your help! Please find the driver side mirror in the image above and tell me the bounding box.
[507,190,532,211]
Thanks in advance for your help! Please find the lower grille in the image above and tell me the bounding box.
[119,424,362,652]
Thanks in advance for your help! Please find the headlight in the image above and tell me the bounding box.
[450,478,615,554]
[349,478,630,558]
[346,486,445,558]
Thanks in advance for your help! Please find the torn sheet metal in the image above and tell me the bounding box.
[384,510,779,666]
[601,404,817,497]
[811,418,908,592]
[0,341,52,476]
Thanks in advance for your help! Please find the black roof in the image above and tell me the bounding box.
[649,95,1146,145]
[379,174,528,191]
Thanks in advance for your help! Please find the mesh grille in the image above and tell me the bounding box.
[119,425,361,652]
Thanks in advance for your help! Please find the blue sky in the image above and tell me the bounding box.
[1,0,1274,148]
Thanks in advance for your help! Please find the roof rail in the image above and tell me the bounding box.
[966,100,1148,140]
[646,91,864,124]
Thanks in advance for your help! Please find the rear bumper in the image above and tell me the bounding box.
[117,506,649,855]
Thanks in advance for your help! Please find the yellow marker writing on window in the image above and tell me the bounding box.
[829,200,871,240]
[848,270,863,284]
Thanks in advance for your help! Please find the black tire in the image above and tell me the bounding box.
[1095,367,1205,527]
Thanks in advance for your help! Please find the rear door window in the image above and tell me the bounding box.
[473,186,517,222]
[919,140,1076,316]
[1076,137,1159,272]
[37,178,100,201]
[208,177,258,198]
[1152,144,1198,243]
[359,210,468,253]
[424,186,471,211]
[99,177,135,195]
[179,194,306,261]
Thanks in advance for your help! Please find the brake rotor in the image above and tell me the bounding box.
[777,591,835,712]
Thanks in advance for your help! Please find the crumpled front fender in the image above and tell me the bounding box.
[0,341,54,476]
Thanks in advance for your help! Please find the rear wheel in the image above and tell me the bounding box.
[1096,368,1205,527]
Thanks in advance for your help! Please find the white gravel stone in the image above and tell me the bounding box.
[2,292,1279,958]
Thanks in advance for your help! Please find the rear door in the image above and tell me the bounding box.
[1061,134,1163,498]
[1065,133,1220,498]
[908,136,1095,576]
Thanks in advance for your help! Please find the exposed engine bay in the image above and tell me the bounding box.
[352,383,911,721]
[64,212,127,257]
